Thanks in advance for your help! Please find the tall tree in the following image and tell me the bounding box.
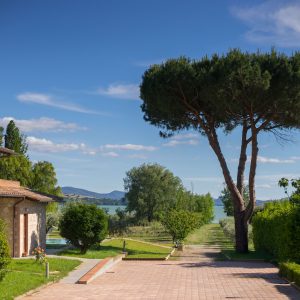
[30,161,62,196]
[124,163,182,222]
[0,156,32,186]
[140,50,300,252]
[5,120,28,154]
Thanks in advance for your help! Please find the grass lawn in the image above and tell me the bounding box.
[58,238,172,259]
[47,229,62,239]
[0,258,81,300]
[125,225,173,246]
[186,223,271,261]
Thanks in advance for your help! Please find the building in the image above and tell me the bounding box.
[0,147,15,157]
[0,179,53,257]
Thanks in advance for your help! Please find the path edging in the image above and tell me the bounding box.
[77,254,124,284]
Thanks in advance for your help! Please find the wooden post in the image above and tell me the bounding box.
[45,262,49,279]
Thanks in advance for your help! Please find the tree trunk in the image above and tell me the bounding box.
[234,208,248,253]
[206,126,249,252]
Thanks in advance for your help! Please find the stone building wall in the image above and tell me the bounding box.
[0,197,47,257]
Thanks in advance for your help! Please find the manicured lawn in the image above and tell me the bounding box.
[58,238,172,259]
[0,258,81,300]
[125,225,173,246]
[186,223,271,261]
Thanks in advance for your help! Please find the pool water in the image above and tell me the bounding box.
[46,238,67,245]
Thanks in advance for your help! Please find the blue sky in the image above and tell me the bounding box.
[0,0,300,199]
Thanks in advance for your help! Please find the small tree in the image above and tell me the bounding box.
[0,219,11,281]
[59,203,108,254]
[5,120,28,155]
[161,209,200,245]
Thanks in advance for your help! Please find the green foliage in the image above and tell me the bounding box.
[279,177,300,205]
[59,202,108,254]
[140,50,300,138]
[108,208,132,236]
[0,126,4,147]
[252,201,300,261]
[220,185,249,216]
[175,190,214,224]
[140,49,300,252]
[30,161,62,196]
[279,262,300,287]
[124,163,182,222]
[0,156,32,186]
[46,211,60,234]
[0,219,11,281]
[161,209,200,244]
[0,123,62,196]
[4,120,28,155]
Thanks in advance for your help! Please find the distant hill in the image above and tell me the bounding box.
[62,186,125,200]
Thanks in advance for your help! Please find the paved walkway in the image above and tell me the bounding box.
[21,246,300,299]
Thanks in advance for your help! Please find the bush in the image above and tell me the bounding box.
[161,209,201,245]
[0,219,11,281]
[252,201,300,261]
[59,203,108,254]
[279,262,300,287]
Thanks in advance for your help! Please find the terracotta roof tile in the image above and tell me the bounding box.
[0,180,53,202]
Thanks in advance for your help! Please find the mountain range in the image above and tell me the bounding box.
[62,186,125,200]
[62,186,267,206]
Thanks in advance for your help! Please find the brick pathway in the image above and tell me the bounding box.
[21,259,300,299]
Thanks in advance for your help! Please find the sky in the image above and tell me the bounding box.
[0,0,300,199]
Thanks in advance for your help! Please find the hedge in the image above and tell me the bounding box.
[0,218,11,281]
[279,262,300,287]
[252,201,300,261]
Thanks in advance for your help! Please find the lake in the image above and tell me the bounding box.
[99,205,226,223]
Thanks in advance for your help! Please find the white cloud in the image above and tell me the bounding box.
[102,152,119,157]
[231,155,295,164]
[97,84,140,100]
[163,133,199,147]
[256,184,273,189]
[0,117,86,132]
[102,144,157,151]
[17,92,100,114]
[257,155,295,164]
[231,1,300,47]
[27,136,87,153]
[290,156,300,160]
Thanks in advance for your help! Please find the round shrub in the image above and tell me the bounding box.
[59,203,108,254]
[0,218,11,281]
